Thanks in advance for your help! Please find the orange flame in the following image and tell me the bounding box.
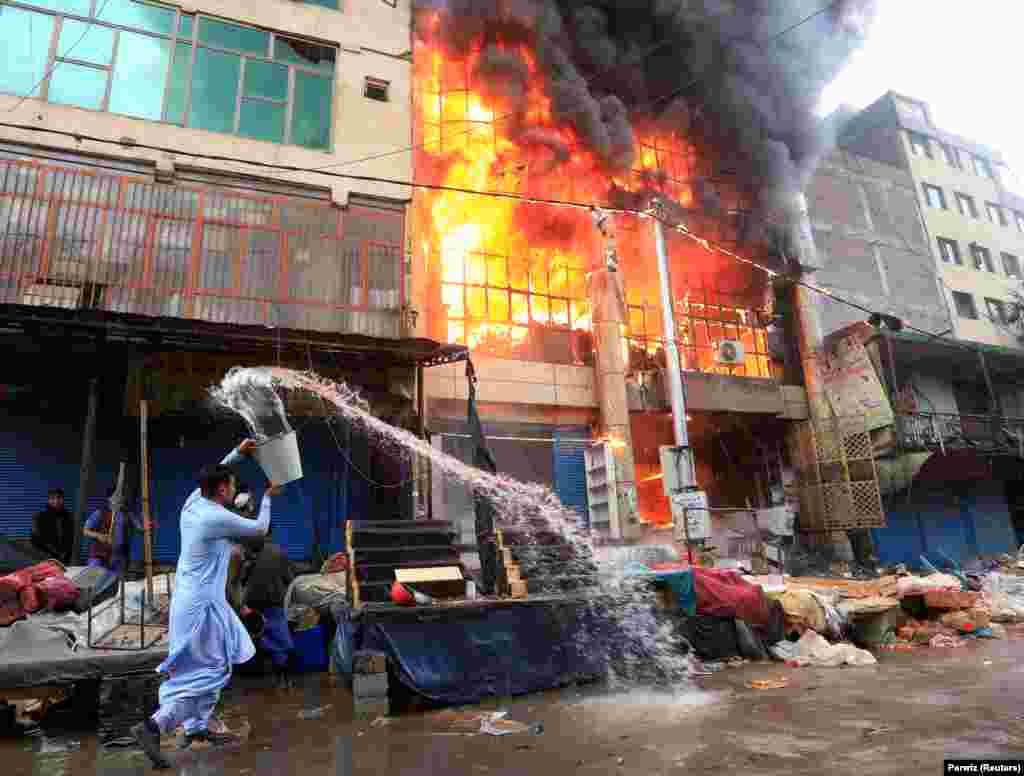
[413,11,767,374]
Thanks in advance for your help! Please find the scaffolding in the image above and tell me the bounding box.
[789,414,885,533]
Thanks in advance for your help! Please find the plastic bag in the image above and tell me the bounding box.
[982,573,1024,623]
[331,608,354,675]
[789,630,877,668]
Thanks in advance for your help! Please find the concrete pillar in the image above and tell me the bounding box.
[590,264,640,540]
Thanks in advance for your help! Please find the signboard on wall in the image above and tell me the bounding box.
[821,336,894,430]
[671,489,710,541]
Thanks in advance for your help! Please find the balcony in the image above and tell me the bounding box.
[896,411,1024,455]
[0,153,405,339]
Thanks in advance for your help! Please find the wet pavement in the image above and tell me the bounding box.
[6,637,1024,775]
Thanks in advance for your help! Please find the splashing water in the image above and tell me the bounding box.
[211,366,292,440]
[214,366,699,687]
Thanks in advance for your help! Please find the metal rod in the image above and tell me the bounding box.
[651,201,689,452]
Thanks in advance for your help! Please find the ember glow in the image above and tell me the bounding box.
[413,9,772,376]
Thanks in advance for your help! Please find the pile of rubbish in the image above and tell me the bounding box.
[631,550,1024,674]
[0,560,84,625]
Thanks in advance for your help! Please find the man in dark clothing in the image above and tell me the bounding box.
[240,524,295,683]
[32,488,73,564]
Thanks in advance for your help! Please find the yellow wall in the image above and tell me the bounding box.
[0,0,413,205]
[905,131,1024,348]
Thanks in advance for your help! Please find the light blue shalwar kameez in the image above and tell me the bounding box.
[151,447,271,736]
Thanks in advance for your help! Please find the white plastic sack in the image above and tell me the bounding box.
[896,574,961,597]
[983,573,1024,623]
[791,630,876,668]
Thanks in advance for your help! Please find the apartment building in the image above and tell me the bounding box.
[810,92,1024,563]
[840,91,1024,349]
[0,0,428,562]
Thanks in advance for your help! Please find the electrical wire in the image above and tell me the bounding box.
[0,113,985,355]
[6,0,117,114]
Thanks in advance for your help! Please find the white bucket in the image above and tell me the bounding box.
[253,431,304,485]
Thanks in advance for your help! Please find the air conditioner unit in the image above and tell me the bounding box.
[716,339,745,365]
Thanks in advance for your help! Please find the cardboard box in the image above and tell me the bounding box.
[395,566,465,600]
[508,580,528,598]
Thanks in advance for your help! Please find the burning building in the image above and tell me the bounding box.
[417,0,876,542]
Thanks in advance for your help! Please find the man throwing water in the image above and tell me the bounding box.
[133,440,278,768]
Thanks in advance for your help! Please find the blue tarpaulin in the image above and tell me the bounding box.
[358,605,606,705]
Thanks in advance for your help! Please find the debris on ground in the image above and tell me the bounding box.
[298,705,332,720]
[929,633,966,649]
[746,677,789,690]
[770,630,876,667]
[480,717,543,736]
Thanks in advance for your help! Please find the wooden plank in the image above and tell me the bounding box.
[141,400,154,603]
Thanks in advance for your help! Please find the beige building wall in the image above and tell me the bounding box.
[902,131,1024,348]
[0,0,413,205]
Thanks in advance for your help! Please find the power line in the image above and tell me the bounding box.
[0,122,979,355]
[6,0,116,114]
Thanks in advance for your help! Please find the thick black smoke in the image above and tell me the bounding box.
[420,0,876,239]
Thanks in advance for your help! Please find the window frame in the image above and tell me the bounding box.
[985,201,1007,227]
[937,237,962,265]
[952,291,978,320]
[955,191,978,219]
[907,131,933,159]
[972,155,995,179]
[1002,252,1021,279]
[985,297,1008,324]
[941,143,963,170]
[0,1,336,150]
[922,183,946,210]
[970,243,994,273]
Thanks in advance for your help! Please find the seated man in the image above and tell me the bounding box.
[240,523,296,684]
[31,488,73,564]
[82,487,140,574]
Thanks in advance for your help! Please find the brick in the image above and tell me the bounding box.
[353,673,389,699]
[353,651,387,675]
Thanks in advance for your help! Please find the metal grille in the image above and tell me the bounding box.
[0,154,405,336]
[789,414,885,531]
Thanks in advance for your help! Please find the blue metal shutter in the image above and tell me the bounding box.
[919,489,969,566]
[965,481,1016,556]
[872,505,925,567]
[0,418,80,540]
[553,427,590,526]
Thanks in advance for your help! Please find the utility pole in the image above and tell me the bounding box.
[589,207,639,540]
[71,377,100,563]
[650,200,703,555]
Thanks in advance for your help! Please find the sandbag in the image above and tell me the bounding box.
[780,590,826,632]
[286,573,347,610]
[896,574,960,597]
